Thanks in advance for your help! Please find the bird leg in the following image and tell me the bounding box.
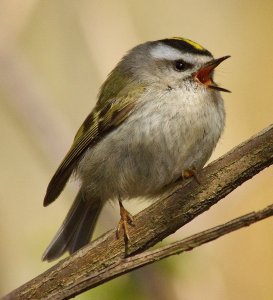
[182,166,201,184]
[116,199,134,241]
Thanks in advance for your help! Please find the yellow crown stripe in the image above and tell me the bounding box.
[170,37,205,51]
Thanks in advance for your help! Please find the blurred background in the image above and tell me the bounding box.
[0,1,272,299]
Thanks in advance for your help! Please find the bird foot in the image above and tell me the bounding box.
[116,200,134,242]
[182,166,201,184]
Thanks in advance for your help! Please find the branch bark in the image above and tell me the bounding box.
[69,203,273,291]
[4,124,273,300]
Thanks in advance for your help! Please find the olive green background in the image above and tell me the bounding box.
[0,1,272,299]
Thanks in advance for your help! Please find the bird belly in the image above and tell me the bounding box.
[78,91,225,201]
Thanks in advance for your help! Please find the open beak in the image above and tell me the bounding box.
[194,55,231,93]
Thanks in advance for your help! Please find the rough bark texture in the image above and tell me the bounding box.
[72,203,273,291]
[4,124,273,300]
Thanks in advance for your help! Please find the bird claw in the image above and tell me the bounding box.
[182,166,201,184]
[116,200,134,242]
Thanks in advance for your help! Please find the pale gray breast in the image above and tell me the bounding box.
[78,88,225,201]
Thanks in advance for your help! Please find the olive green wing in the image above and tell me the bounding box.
[43,94,138,207]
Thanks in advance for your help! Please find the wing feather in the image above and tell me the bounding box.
[43,95,138,206]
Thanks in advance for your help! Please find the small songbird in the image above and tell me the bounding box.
[42,37,230,261]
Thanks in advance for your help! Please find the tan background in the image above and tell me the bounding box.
[0,1,272,299]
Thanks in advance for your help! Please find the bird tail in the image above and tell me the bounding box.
[42,189,102,262]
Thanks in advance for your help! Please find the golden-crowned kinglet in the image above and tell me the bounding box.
[42,37,230,261]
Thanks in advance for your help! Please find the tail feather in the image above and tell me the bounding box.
[67,199,102,254]
[42,190,102,262]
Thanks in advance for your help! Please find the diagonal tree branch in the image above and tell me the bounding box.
[4,124,273,300]
[72,203,273,290]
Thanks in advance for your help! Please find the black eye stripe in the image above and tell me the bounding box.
[174,60,192,72]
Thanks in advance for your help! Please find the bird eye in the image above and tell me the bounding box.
[174,60,191,72]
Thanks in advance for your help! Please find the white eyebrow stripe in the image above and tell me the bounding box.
[150,43,183,60]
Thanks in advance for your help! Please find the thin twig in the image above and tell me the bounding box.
[81,203,273,289]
